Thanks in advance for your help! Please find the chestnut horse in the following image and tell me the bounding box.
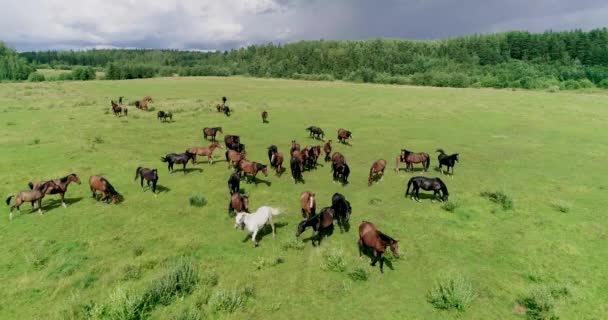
[203,127,223,142]
[228,192,249,217]
[7,181,57,220]
[186,143,223,165]
[261,111,268,123]
[89,175,122,204]
[111,100,122,116]
[236,160,268,183]
[28,173,82,208]
[368,159,387,186]
[358,221,400,273]
[396,149,430,172]
[323,140,332,162]
[270,152,284,176]
[226,150,247,169]
[337,128,352,145]
[135,96,152,110]
[290,140,300,155]
[300,191,316,219]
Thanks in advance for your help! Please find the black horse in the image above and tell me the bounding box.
[296,207,334,246]
[157,111,172,122]
[224,106,231,116]
[268,145,278,163]
[405,177,449,202]
[228,172,241,195]
[290,157,304,184]
[306,126,324,140]
[331,193,352,232]
[437,149,459,176]
[332,163,350,185]
[160,152,196,174]
[134,167,158,193]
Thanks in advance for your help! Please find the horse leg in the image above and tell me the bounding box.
[415,186,420,202]
[37,199,43,215]
[152,180,157,193]
[371,251,378,266]
[61,192,67,208]
[183,162,187,174]
[379,254,385,273]
[358,239,363,257]
[140,177,144,189]
[251,229,259,247]
[270,217,275,238]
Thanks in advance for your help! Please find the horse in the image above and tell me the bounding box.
[236,160,268,184]
[111,100,122,116]
[135,96,152,111]
[397,149,430,172]
[157,111,172,122]
[235,206,281,247]
[228,172,241,195]
[7,181,56,220]
[296,207,334,246]
[337,128,352,145]
[331,193,351,232]
[323,140,332,162]
[368,159,387,186]
[261,111,268,123]
[306,126,324,140]
[290,140,300,155]
[226,150,247,169]
[300,191,316,219]
[224,135,241,149]
[405,177,449,202]
[332,163,350,185]
[303,146,317,169]
[203,127,223,142]
[270,151,284,176]
[437,149,459,176]
[290,156,304,184]
[186,143,223,165]
[358,221,400,273]
[134,167,158,193]
[331,152,345,166]
[28,173,81,208]
[216,104,225,112]
[228,192,249,217]
[224,106,231,117]
[89,175,122,204]
[160,152,196,174]
[301,146,312,169]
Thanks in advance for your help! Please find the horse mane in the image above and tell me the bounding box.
[377,231,396,243]
[255,162,266,170]
[101,177,118,195]
[60,175,69,183]
[436,178,449,195]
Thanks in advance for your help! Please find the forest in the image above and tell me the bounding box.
[6,28,608,90]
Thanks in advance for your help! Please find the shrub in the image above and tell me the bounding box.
[200,271,219,288]
[71,66,96,81]
[480,191,513,210]
[519,287,557,320]
[427,275,475,311]
[348,266,370,281]
[546,85,560,93]
[561,79,581,90]
[321,248,347,273]
[141,257,199,307]
[291,73,335,81]
[106,287,146,320]
[28,72,46,82]
[598,79,608,89]
[281,238,305,251]
[209,289,247,313]
[441,200,460,212]
[189,195,207,207]
[254,256,285,270]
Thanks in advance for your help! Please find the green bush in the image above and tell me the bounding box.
[189,195,207,207]
[441,201,460,212]
[348,266,370,281]
[141,257,199,307]
[427,275,475,311]
[598,79,608,89]
[519,287,557,320]
[71,66,96,80]
[321,249,347,273]
[28,72,45,82]
[481,191,514,210]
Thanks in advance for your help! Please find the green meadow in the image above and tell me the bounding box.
[0,77,607,319]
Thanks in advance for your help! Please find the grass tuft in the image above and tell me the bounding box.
[281,238,305,251]
[93,136,104,144]
[254,256,285,270]
[551,200,571,213]
[321,248,347,273]
[348,266,370,281]
[519,287,558,320]
[132,245,144,257]
[441,200,460,212]
[481,191,514,210]
[141,256,199,307]
[427,274,475,311]
[209,289,248,314]
[122,264,142,281]
[189,195,207,207]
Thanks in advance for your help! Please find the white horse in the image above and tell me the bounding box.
[235,206,281,247]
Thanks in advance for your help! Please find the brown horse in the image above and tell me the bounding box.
[300,191,316,219]
[6,181,57,220]
[224,135,241,149]
[111,100,122,116]
[323,140,332,162]
[358,221,400,273]
[186,143,223,165]
[89,175,122,204]
[236,160,268,183]
[290,140,300,155]
[228,192,249,217]
[270,152,284,176]
[396,149,430,172]
[28,173,82,208]
[332,152,346,166]
[135,96,153,110]
[296,207,334,246]
[261,111,268,123]
[311,146,322,167]
[203,127,223,142]
[337,128,352,145]
[226,150,247,169]
[368,159,387,186]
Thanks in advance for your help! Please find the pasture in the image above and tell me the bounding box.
[1,77,607,319]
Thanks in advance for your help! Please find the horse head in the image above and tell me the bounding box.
[296,219,309,237]
[389,240,400,258]
[258,164,268,177]
[234,212,246,230]
[70,174,82,185]
[452,154,459,162]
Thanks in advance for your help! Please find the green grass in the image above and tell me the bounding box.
[1,77,608,319]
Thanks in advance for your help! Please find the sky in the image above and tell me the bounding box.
[1,0,607,52]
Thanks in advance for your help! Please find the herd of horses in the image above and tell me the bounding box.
[7,96,460,273]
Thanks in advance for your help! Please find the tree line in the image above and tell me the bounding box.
[10,28,608,89]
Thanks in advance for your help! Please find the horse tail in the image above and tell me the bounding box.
[437,178,449,196]
[436,148,445,154]
[368,165,374,184]
[28,182,34,190]
[6,195,13,205]
[134,167,142,180]
[425,155,431,170]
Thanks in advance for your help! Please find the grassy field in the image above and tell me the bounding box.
[1,77,607,319]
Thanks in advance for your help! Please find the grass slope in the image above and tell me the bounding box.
[0,77,607,319]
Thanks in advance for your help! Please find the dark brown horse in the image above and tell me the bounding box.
[161,152,196,173]
[368,159,387,186]
[226,150,247,169]
[236,160,268,183]
[216,96,227,112]
[135,96,152,110]
[396,149,430,172]
[28,173,82,208]
[290,140,300,155]
[157,111,172,122]
[224,135,241,150]
[111,100,122,116]
[186,143,223,165]
[358,221,400,273]
[311,146,322,167]
[323,140,332,162]
[7,181,57,220]
[300,191,316,219]
[89,175,122,204]
[296,207,334,246]
[261,111,268,123]
[203,127,223,142]
[228,192,249,217]
[331,152,346,166]
[134,167,158,193]
[337,128,352,145]
[270,151,284,176]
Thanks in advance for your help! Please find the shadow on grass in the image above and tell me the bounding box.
[359,246,396,272]
[44,197,84,210]
[241,222,289,244]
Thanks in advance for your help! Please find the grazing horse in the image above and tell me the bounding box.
[306,126,324,140]
[331,152,345,166]
[157,111,172,122]
[296,207,334,246]
[228,172,241,195]
[358,221,400,273]
[333,163,350,185]
[437,149,459,176]
[290,156,304,184]
[226,150,247,169]
[111,100,122,116]
[396,149,430,172]
[28,173,82,208]
[331,193,352,232]
[236,160,268,183]
[235,206,281,247]
[7,181,56,220]
[368,159,387,186]
[406,177,449,202]
[323,140,332,162]
[300,191,316,219]
[228,192,249,217]
[261,111,268,123]
[203,127,223,142]
[337,128,352,145]
[134,167,158,193]
[290,140,300,155]
[135,96,152,110]
[160,152,196,174]
[89,175,122,204]
[186,143,223,165]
